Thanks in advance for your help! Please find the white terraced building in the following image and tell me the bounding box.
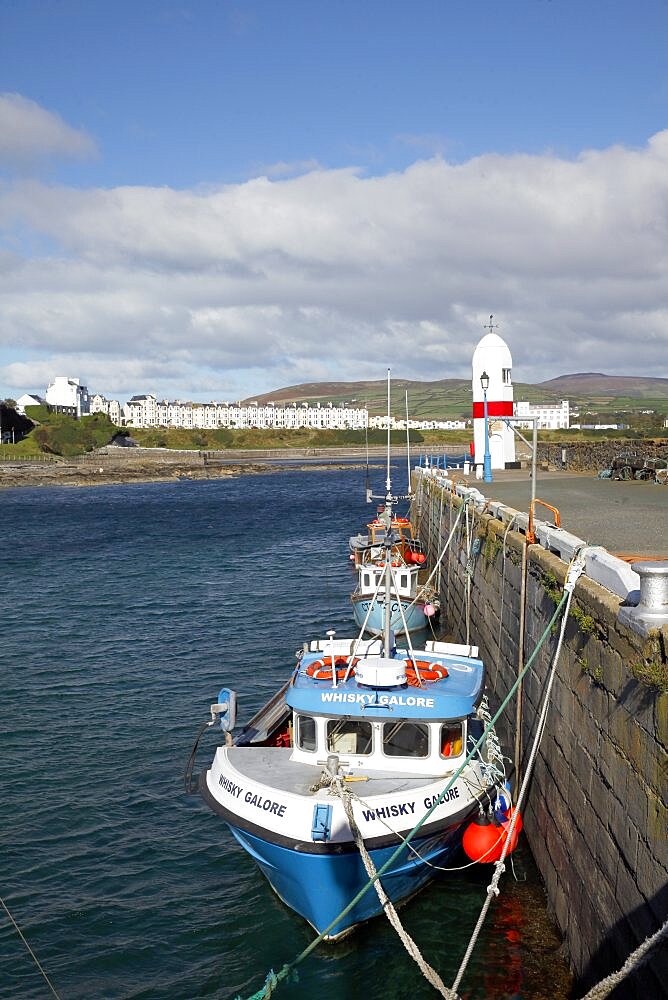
[45,377,90,418]
[514,399,570,430]
[90,394,123,425]
[122,396,369,431]
[369,416,467,430]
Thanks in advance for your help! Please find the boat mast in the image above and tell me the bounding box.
[405,388,412,496]
[386,367,392,499]
[384,369,392,657]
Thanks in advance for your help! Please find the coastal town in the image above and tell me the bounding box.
[14,370,571,433]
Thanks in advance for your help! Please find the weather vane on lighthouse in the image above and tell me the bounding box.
[483,314,499,334]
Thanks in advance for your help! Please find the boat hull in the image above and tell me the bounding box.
[227,817,467,939]
[351,594,431,635]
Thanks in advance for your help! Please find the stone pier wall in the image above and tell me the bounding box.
[412,472,667,997]
[535,438,668,472]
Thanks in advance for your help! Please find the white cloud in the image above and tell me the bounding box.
[257,159,323,178]
[0,131,667,401]
[0,93,97,166]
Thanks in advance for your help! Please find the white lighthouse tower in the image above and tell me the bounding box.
[472,318,515,471]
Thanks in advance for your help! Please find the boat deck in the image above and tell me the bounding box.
[225,746,458,794]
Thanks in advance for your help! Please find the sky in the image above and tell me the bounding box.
[0,0,667,405]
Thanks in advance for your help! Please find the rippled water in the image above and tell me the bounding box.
[1,468,572,999]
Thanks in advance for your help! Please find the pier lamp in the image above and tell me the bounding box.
[480,371,493,483]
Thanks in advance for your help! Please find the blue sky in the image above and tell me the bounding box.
[1,0,667,403]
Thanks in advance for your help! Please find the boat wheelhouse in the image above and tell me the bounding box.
[351,556,439,636]
[348,515,424,568]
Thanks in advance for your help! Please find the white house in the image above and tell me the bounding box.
[123,394,158,427]
[90,393,123,425]
[369,416,466,431]
[45,377,90,418]
[515,400,570,430]
[15,393,45,415]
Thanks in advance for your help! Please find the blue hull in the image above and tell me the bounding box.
[228,822,466,939]
[351,596,429,636]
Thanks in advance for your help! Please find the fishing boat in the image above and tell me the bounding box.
[195,615,516,940]
[349,372,436,635]
[350,544,439,636]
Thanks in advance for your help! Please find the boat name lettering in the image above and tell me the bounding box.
[319,692,434,708]
[218,775,244,798]
[423,787,460,809]
[360,601,400,614]
[244,791,287,818]
[361,802,416,822]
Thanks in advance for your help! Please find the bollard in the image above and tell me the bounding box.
[618,560,668,635]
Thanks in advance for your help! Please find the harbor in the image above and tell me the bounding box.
[3,5,668,996]
[1,468,574,1000]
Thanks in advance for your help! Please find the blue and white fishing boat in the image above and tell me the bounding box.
[349,372,438,636]
[350,525,438,636]
[197,621,514,940]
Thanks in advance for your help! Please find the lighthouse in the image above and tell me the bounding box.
[472,320,515,471]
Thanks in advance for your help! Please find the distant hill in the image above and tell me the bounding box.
[243,374,668,419]
[538,373,668,398]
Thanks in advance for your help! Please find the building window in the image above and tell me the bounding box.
[502,368,512,385]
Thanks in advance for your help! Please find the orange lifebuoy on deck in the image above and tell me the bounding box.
[305,656,358,680]
[405,659,448,687]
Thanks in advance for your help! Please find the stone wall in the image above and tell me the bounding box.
[412,472,667,997]
[535,438,668,472]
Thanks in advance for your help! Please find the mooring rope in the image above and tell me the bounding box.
[450,548,588,995]
[576,917,668,1000]
[332,781,456,998]
[0,894,62,999]
[493,515,518,688]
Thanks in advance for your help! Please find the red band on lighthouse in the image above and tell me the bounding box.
[472,401,514,419]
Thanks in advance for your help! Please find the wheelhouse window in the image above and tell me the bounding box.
[296,714,317,752]
[382,721,429,758]
[440,722,463,758]
[326,719,372,755]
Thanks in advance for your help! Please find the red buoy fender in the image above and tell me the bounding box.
[462,815,505,863]
[462,809,522,863]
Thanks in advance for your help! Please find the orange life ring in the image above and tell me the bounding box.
[306,656,358,680]
[405,659,448,687]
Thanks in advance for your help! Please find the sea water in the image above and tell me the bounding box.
[0,467,572,999]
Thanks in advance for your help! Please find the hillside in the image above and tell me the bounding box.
[538,373,668,399]
[243,374,668,419]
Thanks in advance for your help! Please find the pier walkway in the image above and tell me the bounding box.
[459,469,668,559]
